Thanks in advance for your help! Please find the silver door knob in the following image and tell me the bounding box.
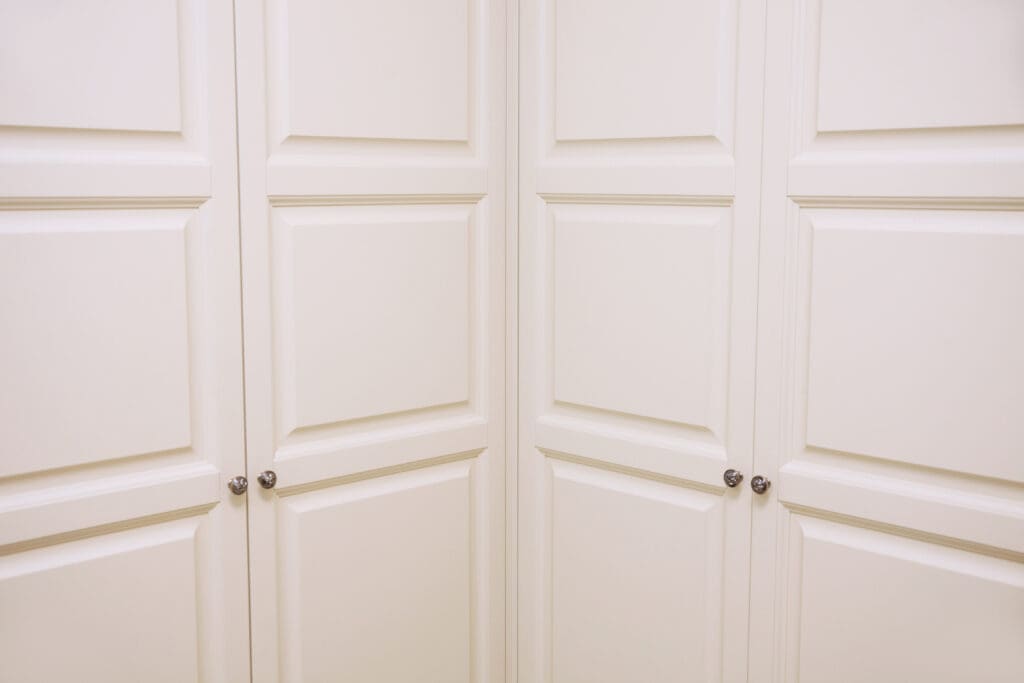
[750,475,771,494]
[227,475,248,495]
[257,470,277,489]
[723,469,744,488]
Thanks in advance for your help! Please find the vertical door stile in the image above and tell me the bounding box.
[750,1,1024,681]
[518,1,769,681]
[0,1,251,682]
[234,1,509,681]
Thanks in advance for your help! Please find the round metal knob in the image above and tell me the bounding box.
[227,475,248,495]
[257,470,278,489]
[750,475,771,495]
[723,469,744,488]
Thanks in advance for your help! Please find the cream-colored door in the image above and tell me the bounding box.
[0,1,249,682]
[517,0,767,681]
[234,1,509,681]
[750,1,1024,681]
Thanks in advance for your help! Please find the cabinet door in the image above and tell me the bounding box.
[0,2,249,682]
[234,1,509,681]
[517,1,767,681]
[750,1,1024,681]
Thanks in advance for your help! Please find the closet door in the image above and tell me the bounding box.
[751,1,1024,681]
[518,1,767,681]
[234,2,508,681]
[0,2,249,682]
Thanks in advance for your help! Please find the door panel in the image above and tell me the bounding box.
[787,516,1024,682]
[751,1,1024,681]
[518,0,767,681]
[277,461,474,682]
[234,1,508,681]
[0,1,248,682]
[550,461,726,683]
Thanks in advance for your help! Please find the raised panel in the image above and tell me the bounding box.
[554,0,724,141]
[283,0,469,141]
[551,460,723,683]
[272,204,472,434]
[0,209,192,477]
[277,461,473,683]
[791,516,1024,682]
[0,518,202,683]
[0,0,182,133]
[550,203,729,431]
[816,0,1024,133]
[802,209,1024,481]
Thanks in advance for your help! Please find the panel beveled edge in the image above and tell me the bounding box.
[265,0,481,154]
[0,208,205,482]
[545,0,739,152]
[270,201,485,443]
[780,511,1024,681]
[274,457,476,681]
[0,0,203,151]
[541,200,732,441]
[546,457,725,680]
[782,206,1024,487]
[787,0,1024,199]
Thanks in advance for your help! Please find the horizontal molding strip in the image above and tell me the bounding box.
[0,462,220,549]
[269,193,485,207]
[537,162,735,198]
[789,195,1024,210]
[535,414,728,490]
[0,160,211,199]
[539,193,733,206]
[780,460,1024,555]
[273,416,489,492]
[0,196,209,210]
[267,162,488,197]
[788,155,1024,199]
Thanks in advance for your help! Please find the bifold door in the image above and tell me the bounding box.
[749,1,1024,681]
[233,1,509,681]
[517,0,768,681]
[0,1,250,682]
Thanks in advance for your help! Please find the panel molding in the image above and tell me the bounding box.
[780,460,1024,557]
[0,461,219,553]
[275,458,478,682]
[536,415,727,490]
[547,458,726,682]
[789,195,1024,211]
[273,417,488,492]
[539,193,733,207]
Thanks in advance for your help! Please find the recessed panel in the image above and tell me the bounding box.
[285,0,469,141]
[274,204,471,432]
[0,519,201,683]
[551,204,728,428]
[0,210,192,478]
[794,516,1024,682]
[816,0,1024,133]
[278,461,472,682]
[555,0,723,141]
[551,460,723,683]
[0,0,182,132]
[804,210,1024,481]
